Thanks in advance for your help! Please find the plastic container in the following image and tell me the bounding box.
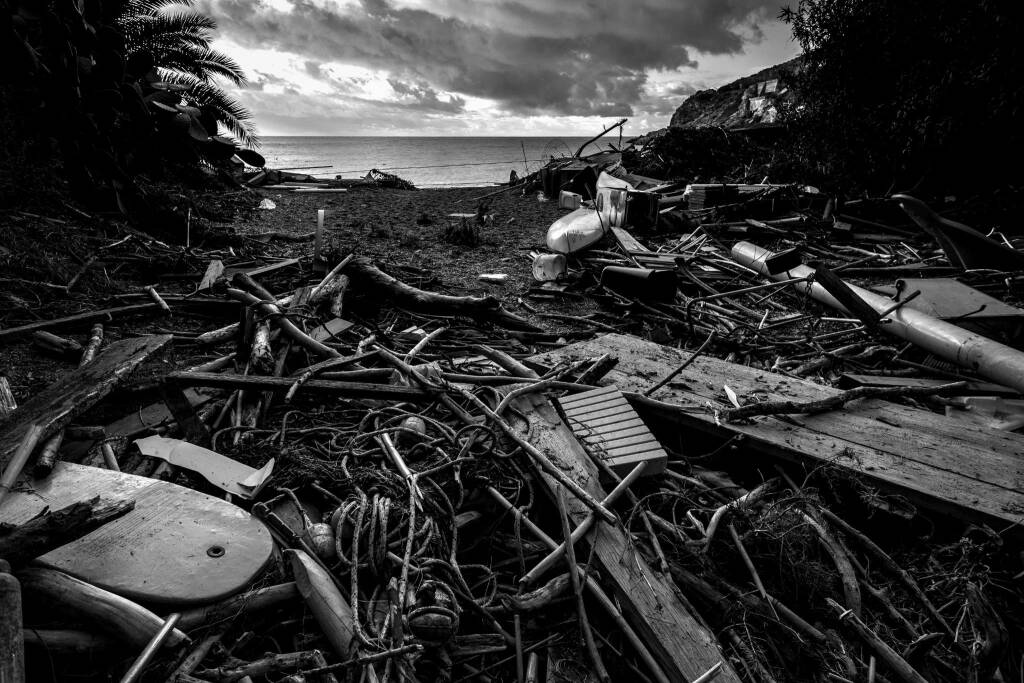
[532,253,568,281]
[596,187,627,227]
[599,266,677,302]
[546,207,606,253]
[558,191,582,210]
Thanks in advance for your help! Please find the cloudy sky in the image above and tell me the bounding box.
[199,0,800,137]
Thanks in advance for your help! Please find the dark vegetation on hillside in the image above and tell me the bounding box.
[632,1,1023,232]
[781,0,1024,197]
[0,0,262,240]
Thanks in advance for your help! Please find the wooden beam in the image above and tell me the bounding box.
[159,383,212,448]
[166,371,429,402]
[509,373,739,682]
[0,335,173,470]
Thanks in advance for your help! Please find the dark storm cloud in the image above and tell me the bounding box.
[201,0,778,115]
[249,69,300,93]
[387,78,467,112]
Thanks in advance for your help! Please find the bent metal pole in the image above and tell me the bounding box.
[730,240,1024,394]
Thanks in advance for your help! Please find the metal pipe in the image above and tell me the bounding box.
[118,612,181,683]
[731,241,1024,393]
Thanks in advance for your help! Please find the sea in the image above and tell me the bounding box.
[258,136,603,188]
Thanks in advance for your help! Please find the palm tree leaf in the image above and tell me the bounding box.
[157,44,247,85]
[122,0,198,14]
[120,11,216,50]
[159,71,260,148]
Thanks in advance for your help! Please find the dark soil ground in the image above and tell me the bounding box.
[242,184,577,312]
[0,183,609,407]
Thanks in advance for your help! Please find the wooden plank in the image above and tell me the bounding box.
[0,304,160,342]
[309,317,354,342]
[610,226,651,254]
[509,388,739,683]
[198,259,225,290]
[0,335,172,470]
[167,371,429,401]
[532,334,1024,532]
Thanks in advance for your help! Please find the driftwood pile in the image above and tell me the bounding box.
[0,180,1022,683]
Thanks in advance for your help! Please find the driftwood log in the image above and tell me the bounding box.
[22,629,116,655]
[344,257,540,332]
[18,567,188,649]
[0,497,134,566]
[30,331,83,360]
[0,560,23,683]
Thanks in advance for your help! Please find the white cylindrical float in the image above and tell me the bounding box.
[731,240,1024,394]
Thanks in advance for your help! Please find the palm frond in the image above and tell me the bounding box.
[121,0,197,15]
[158,44,247,85]
[159,71,260,149]
[120,11,216,50]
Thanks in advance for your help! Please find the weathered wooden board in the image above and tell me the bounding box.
[0,462,272,604]
[0,335,173,470]
[510,385,739,683]
[533,334,1024,532]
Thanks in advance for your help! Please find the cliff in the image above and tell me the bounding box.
[669,57,802,129]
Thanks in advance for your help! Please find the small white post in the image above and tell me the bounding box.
[314,209,325,264]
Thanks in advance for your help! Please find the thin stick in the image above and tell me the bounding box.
[817,506,953,637]
[555,486,610,683]
[494,378,562,417]
[514,614,525,683]
[690,662,724,683]
[520,462,645,585]
[728,523,771,605]
[485,487,670,683]
[404,326,446,364]
[297,644,422,676]
[587,451,669,572]
[803,512,861,616]
[827,598,928,683]
[145,286,172,315]
[703,479,776,548]
[645,330,716,396]
[168,631,223,680]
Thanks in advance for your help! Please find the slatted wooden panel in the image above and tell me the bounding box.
[559,386,667,477]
